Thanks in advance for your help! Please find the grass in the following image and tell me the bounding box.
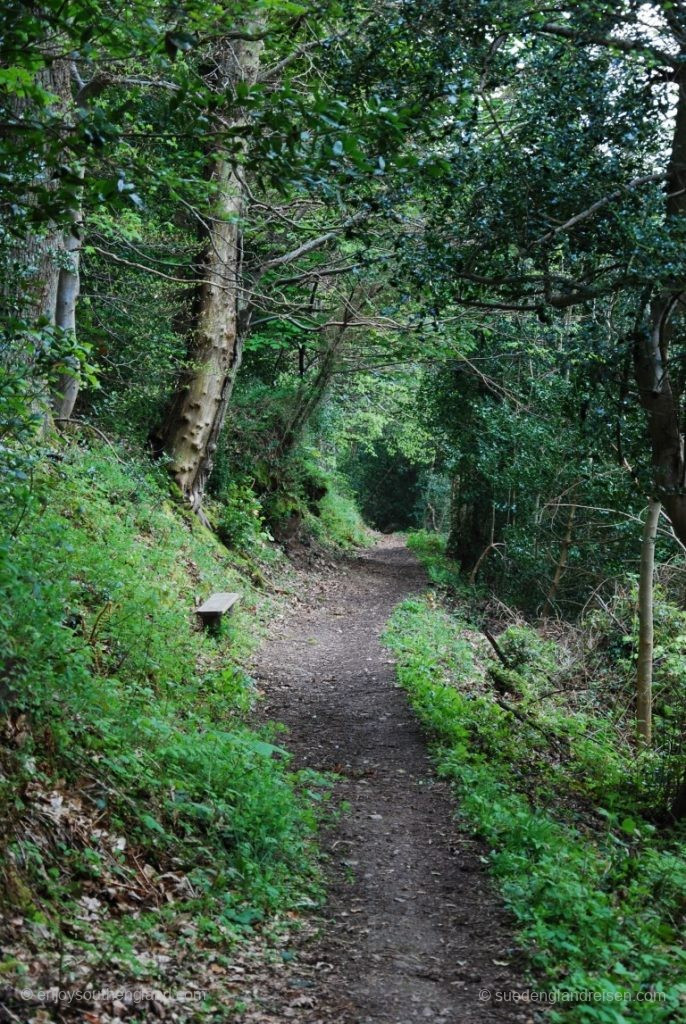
[310,485,373,549]
[383,587,686,1023]
[0,440,333,1012]
[406,529,468,592]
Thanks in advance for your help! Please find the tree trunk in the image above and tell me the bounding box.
[275,318,350,466]
[446,476,461,557]
[52,181,83,420]
[542,498,576,617]
[11,58,72,331]
[160,32,263,511]
[161,158,245,510]
[634,71,686,546]
[632,66,686,809]
[7,56,74,431]
[637,500,660,747]
[447,486,494,571]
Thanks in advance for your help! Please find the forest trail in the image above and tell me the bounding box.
[251,537,529,1024]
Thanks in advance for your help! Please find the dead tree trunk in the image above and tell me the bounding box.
[160,31,263,512]
[637,500,660,747]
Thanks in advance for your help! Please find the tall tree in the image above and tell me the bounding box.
[160,28,264,512]
[397,1,686,546]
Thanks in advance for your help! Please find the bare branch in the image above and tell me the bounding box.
[533,173,666,246]
[258,16,373,82]
[255,211,368,275]
[224,29,270,41]
[74,70,179,105]
[88,244,217,288]
[258,38,325,82]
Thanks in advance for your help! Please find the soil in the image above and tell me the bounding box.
[250,536,534,1024]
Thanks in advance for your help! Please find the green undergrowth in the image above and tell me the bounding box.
[282,454,373,550]
[307,482,372,549]
[0,440,331,1008]
[383,596,686,1022]
[212,442,372,553]
[407,529,469,594]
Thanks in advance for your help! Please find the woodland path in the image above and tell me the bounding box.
[250,537,533,1024]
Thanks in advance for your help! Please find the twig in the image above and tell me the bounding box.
[536,685,589,701]
[483,629,511,667]
[494,694,569,751]
[88,602,113,644]
[533,173,665,246]
[469,542,504,585]
[55,418,125,463]
[0,1000,23,1022]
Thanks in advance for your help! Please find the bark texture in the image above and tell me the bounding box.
[161,32,263,511]
[634,72,686,545]
[52,185,83,420]
[637,500,660,747]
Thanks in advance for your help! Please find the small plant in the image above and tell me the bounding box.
[407,530,471,594]
[216,478,272,552]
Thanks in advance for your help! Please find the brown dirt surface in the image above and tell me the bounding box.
[249,536,535,1024]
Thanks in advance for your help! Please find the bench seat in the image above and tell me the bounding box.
[196,591,241,625]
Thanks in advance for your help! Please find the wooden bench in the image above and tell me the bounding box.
[195,592,241,628]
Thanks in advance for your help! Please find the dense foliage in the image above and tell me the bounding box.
[3,0,686,1019]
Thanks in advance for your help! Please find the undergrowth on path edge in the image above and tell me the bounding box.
[383,595,686,1023]
[0,440,335,1018]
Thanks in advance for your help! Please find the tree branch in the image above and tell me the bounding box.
[537,21,678,68]
[532,173,666,245]
[255,211,368,274]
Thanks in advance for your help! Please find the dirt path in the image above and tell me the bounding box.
[250,537,531,1024]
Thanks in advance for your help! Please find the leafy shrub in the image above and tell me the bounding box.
[216,478,273,552]
[496,625,558,673]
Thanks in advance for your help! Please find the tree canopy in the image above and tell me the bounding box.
[3,3,686,1016]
